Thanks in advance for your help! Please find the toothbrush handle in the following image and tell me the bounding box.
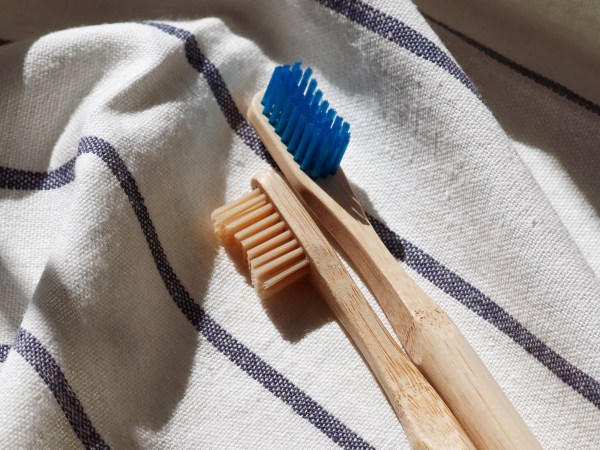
[254,171,475,450]
[310,254,476,450]
[341,220,542,450]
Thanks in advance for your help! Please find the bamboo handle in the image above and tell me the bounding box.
[314,271,475,450]
[248,93,542,450]
[253,171,475,450]
[353,226,543,450]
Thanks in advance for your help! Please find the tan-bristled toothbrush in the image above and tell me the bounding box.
[211,170,475,450]
[246,62,542,450]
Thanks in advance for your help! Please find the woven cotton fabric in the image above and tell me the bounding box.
[1,0,599,448]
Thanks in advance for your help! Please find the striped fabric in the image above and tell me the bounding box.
[1,0,598,448]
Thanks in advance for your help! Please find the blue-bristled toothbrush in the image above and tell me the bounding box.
[247,62,542,450]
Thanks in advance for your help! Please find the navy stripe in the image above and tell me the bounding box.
[315,0,480,98]
[77,136,373,450]
[0,158,75,190]
[12,328,109,449]
[143,22,600,410]
[367,214,600,409]
[142,21,276,167]
[0,344,9,362]
[425,15,600,117]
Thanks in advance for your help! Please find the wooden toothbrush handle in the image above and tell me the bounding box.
[344,222,543,450]
[253,170,474,449]
[316,277,476,450]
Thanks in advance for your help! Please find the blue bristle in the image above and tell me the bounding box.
[261,62,350,178]
[295,96,326,164]
[300,130,321,172]
[275,99,293,134]
[261,66,279,107]
[276,63,302,133]
[328,122,351,174]
[311,111,339,178]
[305,78,318,102]
[263,65,287,117]
[280,68,312,144]
[281,104,300,144]
[288,112,306,153]
[293,120,312,163]
[322,116,343,173]
[312,109,335,161]
[310,90,324,116]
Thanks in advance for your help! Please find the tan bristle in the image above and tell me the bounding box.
[252,246,305,279]
[246,230,293,260]
[222,203,273,235]
[259,259,310,296]
[212,189,267,240]
[251,239,300,269]
[212,190,265,227]
[234,212,280,241]
[212,188,310,296]
[211,189,261,219]
[240,221,287,252]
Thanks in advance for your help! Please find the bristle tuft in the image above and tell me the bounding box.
[261,62,351,178]
[212,189,310,297]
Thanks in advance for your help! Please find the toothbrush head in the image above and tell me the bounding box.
[260,62,350,179]
[211,186,310,297]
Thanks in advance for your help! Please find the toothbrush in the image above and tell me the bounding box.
[211,170,475,450]
[246,62,542,450]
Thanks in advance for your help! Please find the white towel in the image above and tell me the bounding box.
[1,0,598,448]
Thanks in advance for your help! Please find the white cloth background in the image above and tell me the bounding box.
[1,0,599,448]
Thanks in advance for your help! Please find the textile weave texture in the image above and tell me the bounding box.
[1,0,599,448]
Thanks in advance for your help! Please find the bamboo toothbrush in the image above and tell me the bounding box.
[212,170,475,450]
[247,62,542,450]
